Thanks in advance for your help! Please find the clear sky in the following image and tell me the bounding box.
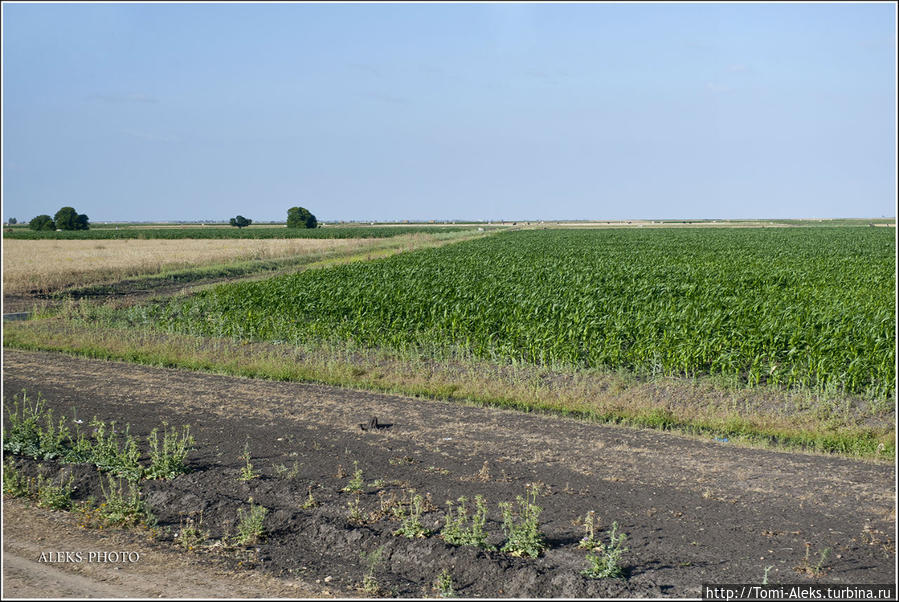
[2,2,896,223]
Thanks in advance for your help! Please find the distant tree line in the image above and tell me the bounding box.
[29,207,90,231]
[226,207,317,229]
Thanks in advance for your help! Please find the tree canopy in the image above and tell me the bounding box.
[229,215,252,228]
[54,206,90,230]
[287,206,317,229]
[29,215,55,231]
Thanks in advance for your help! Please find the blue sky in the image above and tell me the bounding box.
[2,2,896,222]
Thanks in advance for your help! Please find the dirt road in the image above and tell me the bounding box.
[2,350,895,597]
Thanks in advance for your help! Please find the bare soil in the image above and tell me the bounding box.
[2,349,896,598]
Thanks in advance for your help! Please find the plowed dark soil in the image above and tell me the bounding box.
[2,350,895,598]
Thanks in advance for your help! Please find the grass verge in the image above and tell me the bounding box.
[4,319,893,460]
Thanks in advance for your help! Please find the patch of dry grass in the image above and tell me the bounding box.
[3,237,405,294]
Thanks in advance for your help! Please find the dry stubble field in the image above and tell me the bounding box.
[2,237,397,294]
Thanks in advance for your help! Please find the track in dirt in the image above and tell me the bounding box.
[2,350,895,597]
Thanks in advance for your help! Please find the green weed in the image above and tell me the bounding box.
[435,569,456,598]
[581,521,628,579]
[2,460,30,497]
[98,474,154,528]
[394,491,431,538]
[89,419,143,481]
[342,461,364,494]
[360,546,385,595]
[499,484,545,558]
[441,495,490,549]
[235,499,268,545]
[34,474,75,510]
[145,423,193,480]
[238,442,260,481]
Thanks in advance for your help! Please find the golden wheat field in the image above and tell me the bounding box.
[2,237,384,294]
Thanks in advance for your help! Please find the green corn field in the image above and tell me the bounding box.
[130,227,895,399]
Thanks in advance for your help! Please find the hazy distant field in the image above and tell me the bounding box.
[3,225,484,240]
[2,237,394,294]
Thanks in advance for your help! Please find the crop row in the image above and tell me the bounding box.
[128,227,895,399]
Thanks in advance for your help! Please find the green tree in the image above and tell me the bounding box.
[54,207,90,230]
[7,217,16,225]
[29,215,56,231]
[229,215,252,229]
[287,206,317,229]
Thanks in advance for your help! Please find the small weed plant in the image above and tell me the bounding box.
[98,474,154,527]
[435,569,456,598]
[34,474,75,510]
[4,391,80,461]
[347,497,363,524]
[795,543,830,577]
[499,484,545,558]
[236,499,268,545]
[582,521,628,579]
[176,513,209,551]
[360,546,385,595]
[145,423,193,479]
[578,510,600,550]
[301,485,319,509]
[342,461,364,494]
[2,460,30,497]
[90,419,143,481]
[239,442,260,481]
[441,495,491,549]
[394,492,431,538]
